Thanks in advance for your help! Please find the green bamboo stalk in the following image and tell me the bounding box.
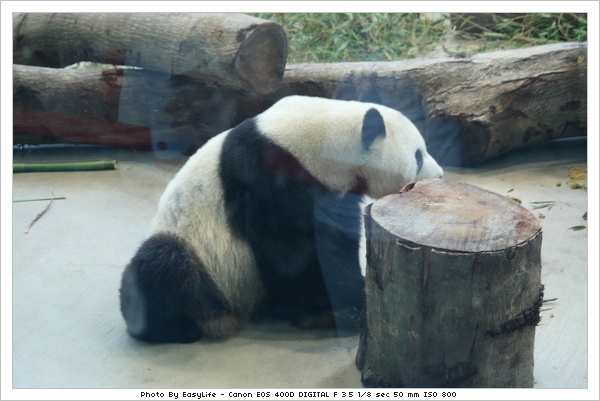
[13,160,117,173]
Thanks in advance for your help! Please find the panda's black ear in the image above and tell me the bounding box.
[362,108,386,150]
[357,90,383,105]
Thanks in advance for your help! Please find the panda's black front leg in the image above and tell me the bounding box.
[313,191,366,332]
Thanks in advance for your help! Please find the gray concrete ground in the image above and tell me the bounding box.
[10,137,588,389]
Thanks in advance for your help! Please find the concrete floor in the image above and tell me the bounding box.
[9,137,589,390]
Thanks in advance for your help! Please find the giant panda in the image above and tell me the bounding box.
[120,95,443,343]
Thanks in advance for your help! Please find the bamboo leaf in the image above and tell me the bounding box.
[530,201,556,210]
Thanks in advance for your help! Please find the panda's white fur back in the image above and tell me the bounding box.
[150,132,264,311]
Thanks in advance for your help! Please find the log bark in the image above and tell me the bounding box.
[280,42,587,166]
[13,13,287,94]
[356,179,543,388]
[14,107,154,151]
[13,65,153,150]
[13,42,586,166]
[13,64,273,154]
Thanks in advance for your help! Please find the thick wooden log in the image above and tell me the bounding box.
[13,64,273,154]
[13,65,129,123]
[281,42,587,166]
[14,107,153,151]
[13,42,586,166]
[356,179,543,388]
[13,13,287,94]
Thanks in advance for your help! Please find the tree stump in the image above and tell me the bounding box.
[356,179,543,388]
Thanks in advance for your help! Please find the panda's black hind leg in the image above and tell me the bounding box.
[119,232,233,343]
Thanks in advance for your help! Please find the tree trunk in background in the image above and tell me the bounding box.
[280,42,587,166]
[13,38,586,166]
[356,179,543,387]
[13,64,273,153]
[13,13,287,94]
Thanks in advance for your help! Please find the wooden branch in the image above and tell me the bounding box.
[13,13,287,94]
[280,42,587,166]
[24,189,57,234]
[357,179,543,387]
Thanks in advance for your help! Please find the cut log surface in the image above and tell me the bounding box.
[372,180,541,253]
[13,13,287,94]
[357,179,543,388]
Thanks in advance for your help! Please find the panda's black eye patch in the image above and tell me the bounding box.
[416,149,423,173]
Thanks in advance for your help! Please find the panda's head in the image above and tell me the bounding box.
[257,96,443,199]
[356,102,444,198]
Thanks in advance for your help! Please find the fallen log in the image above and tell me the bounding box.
[13,42,586,166]
[280,42,587,166]
[14,107,153,151]
[13,64,128,124]
[13,64,155,150]
[13,64,273,154]
[13,13,287,94]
